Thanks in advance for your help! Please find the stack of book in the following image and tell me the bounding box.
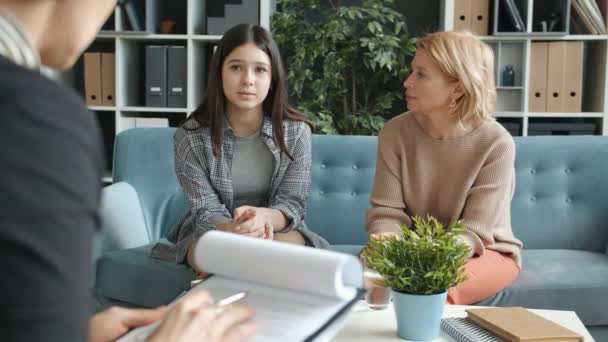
[571,0,607,34]
[441,307,583,342]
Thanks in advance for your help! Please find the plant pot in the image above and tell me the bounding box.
[391,289,447,341]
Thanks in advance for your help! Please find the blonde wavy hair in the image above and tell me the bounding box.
[415,31,496,122]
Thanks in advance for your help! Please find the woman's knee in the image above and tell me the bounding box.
[447,250,520,305]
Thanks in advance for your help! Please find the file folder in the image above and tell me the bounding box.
[546,42,567,112]
[167,46,187,108]
[101,53,116,106]
[453,0,471,31]
[563,41,584,112]
[145,45,167,107]
[528,42,548,112]
[84,52,102,106]
[470,0,489,35]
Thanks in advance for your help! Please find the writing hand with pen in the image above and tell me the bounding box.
[89,290,256,342]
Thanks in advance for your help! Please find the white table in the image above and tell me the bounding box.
[332,301,595,341]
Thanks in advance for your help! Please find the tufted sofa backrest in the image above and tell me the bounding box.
[113,129,608,252]
[305,135,377,245]
[511,136,608,251]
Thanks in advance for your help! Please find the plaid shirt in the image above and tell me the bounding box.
[166,115,320,262]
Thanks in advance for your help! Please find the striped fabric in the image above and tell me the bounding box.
[0,10,40,69]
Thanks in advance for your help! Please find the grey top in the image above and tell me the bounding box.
[231,130,273,208]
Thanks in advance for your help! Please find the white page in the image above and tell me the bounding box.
[194,231,362,300]
[117,231,363,341]
[192,276,356,341]
[117,276,357,342]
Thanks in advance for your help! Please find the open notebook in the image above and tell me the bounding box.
[117,231,363,342]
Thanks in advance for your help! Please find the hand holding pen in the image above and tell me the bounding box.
[146,290,256,342]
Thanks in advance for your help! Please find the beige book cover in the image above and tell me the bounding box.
[465,307,583,342]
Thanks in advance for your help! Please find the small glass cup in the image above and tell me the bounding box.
[363,268,391,310]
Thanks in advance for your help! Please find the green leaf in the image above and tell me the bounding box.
[362,215,471,294]
[272,0,415,135]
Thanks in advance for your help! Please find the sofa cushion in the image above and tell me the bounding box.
[511,137,608,251]
[95,243,196,308]
[475,249,608,326]
[330,244,364,256]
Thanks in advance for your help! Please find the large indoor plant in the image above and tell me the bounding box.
[272,0,416,135]
[362,215,471,341]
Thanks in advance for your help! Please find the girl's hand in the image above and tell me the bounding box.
[232,206,272,239]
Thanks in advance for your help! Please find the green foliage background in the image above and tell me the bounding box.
[272,0,416,135]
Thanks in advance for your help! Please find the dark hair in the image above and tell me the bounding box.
[184,23,310,158]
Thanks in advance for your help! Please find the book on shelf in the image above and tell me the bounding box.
[118,0,144,31]
[503,0,526,32]
[596,0,608,29]
[585,0,607,32]
[573,0,607,33]
[117,230,364,342]
[572,0,599,33]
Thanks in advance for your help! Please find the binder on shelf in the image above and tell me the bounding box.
[470,0,489,35]
[528,42,548,112]
[453,0,472,31]
[563,42,584,112]
[546,42,567,112]
[83,52,102,106]
[101,53,116,106]
[145,45,168,107]
[167,46,187,108]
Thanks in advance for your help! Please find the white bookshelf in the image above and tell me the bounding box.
[61,0,272,181]
[441,0,608,136]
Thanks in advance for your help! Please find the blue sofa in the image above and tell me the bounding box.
[95,128,608,340]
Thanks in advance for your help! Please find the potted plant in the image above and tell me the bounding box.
[362,215,471,341]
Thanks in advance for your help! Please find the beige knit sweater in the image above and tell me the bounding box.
[366,112,523,267]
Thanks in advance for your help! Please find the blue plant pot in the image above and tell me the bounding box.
[392,289,447,341]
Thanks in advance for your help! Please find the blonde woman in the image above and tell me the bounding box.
[365,31,523,304]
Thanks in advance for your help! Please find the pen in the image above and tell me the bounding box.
[218,291,248,306]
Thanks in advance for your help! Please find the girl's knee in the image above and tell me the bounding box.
[274,230,306,245]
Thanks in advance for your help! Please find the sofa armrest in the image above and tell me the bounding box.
[93,182,150,261]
